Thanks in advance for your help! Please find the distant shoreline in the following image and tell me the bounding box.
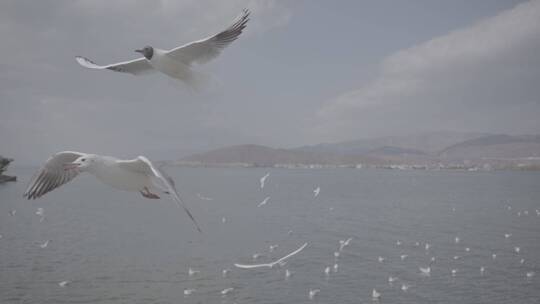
[172,161,540,172]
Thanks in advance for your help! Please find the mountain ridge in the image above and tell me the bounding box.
[178,132,540,170]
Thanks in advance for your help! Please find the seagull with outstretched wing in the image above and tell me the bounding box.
[24,151,202,232]
[76,9,250,88]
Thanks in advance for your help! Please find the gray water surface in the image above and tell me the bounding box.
[1,167,539,303]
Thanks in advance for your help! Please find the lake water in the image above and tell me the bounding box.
[1,167,539,303]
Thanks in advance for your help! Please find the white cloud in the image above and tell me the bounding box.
[316,0,540,141]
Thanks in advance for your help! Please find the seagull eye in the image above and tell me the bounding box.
[81,158,86,161]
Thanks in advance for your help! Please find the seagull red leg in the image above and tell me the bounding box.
[140,187,160,199]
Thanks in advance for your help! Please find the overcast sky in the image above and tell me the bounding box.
[1,0,538,164]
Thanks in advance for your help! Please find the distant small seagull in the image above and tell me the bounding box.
[425,243,430,251]
[313,186,320,198]
[188,267,200,276]
[9,210,16,216]
[523,210,529,216]
[526,271,535,279]
[76,10,250,89]
[414,241,420,247]
[378,256,385,263]
[58,280,70,287]
[196,193,213,201]
[287,230,293,236]
[420,259,434,276]
[396,240,402,246]
[339,238,353,251]
[24,151,202,232]
[252,253,262,260]
[184,289,196,296]
[465,247,470,252]
[260,173,270,189]
[334,251,341,259]
[504,233,512,239]
[517,211,521,217]
[258,196,270,207]
[507,205,512,210]
[451,269,457,277]
[269,244,279,252]
[39,240,51,248]
[420,266,431,276]
[372,289,381,300]
[222,217,227,224]
[222,269,230,277]
[400,254,408,261]
[520,258,525,265]
[536,209,540,216]
[333,263,339,273]
[401,284,410,292]
[221,287,234,296]
[454,237,460,244]
[324,266,331,276]
[285,269,292,279]
[492,253,497,260]
[514,246,521,254]
[453,255,461,260]
[308,289,320,300]
[388,276,397,284]
[234,243,308,269]
[35,208,44,217]
[480,266,485,275]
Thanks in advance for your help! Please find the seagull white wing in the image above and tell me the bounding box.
[234,243,308,270]
[166,9,250,65]
[274,242,308,264]
[75,56,154,75]
[118,156,202,232]
[233,262,272,269]
[24,151,86,199]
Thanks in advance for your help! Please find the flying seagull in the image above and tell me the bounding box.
[183,289,196,296]
[313,186,320,197]
[221,287,234,296]
[38,240,51,248]
[338,237,352,251]
[188,267,200,276]
[260,172,270,189]
[372,289,381,300]
[257,196,270,207]
[234,242,308,269]
[308,289,320,300]
[24,151,201,232]
[58,280,70,287]
[76,9,250,88]
[285,269,292,279]
[420,259,434,276]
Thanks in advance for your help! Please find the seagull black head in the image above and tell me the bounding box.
[135,46,153,60]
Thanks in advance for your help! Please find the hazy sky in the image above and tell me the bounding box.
[1,0,538,163]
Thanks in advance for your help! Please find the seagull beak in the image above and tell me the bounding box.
[63,162,80,171]
[135,49,143,54]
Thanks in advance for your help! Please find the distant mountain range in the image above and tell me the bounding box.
[178,132,540,170]
[294,131,487,155]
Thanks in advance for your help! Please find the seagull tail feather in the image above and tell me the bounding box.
[172,194,202,233]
